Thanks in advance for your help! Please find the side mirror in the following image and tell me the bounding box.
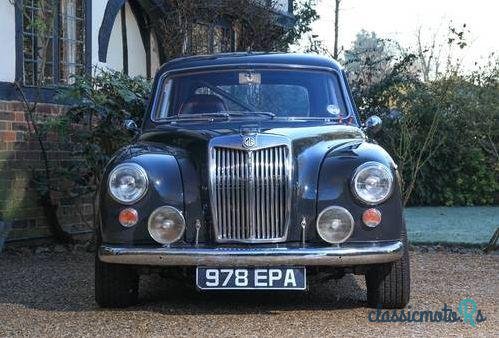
[364,115,382,135]
[123,119,139,135]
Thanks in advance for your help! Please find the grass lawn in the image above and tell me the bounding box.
[405,206,498,245]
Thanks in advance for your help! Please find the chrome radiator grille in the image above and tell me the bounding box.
[210,142,291,243]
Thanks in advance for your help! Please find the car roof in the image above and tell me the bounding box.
[159,52,344,73]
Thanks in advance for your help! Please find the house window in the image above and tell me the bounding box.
[189,22,233,55]
[190,23,210,55]
[213,25,231,53]
[18,0,88,86]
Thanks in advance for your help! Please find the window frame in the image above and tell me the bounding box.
[151,68,354,122]
[14,0,92,93]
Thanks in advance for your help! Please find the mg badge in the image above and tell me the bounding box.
[242,136,256,148]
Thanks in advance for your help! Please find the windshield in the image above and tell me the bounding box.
[153,69,352,121]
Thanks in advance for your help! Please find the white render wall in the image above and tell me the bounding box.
[105,7,124,72]
[124,2,147,77]
[95,1,153,77]
[0,2,16,82]
[91,0,107,69]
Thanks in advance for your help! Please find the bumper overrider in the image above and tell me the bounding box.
[99,240,404,267]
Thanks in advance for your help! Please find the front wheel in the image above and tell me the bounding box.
[95,255,139,308]
[365,246,411,308]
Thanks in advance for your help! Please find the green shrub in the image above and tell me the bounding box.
[354,60,498,206]
[407,73,498,206]
[53,70,151,200]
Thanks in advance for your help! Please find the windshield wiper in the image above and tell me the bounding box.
[247,111,276,118]
[226,111,276,119]
[199,81,257,112]
[161,111,277,123]
[178,112,230,118]
[163,112,231,122]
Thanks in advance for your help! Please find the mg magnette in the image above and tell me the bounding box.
[96,53,410,309]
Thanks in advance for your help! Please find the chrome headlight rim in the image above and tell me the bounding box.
[108,163,149,205]
[351,161,394,205]
[147,205,186,245]
[316,205,355,244]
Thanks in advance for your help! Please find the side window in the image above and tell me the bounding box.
[156,79,173,119]
[325,76,348,118]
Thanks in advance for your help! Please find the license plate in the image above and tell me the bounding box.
[196,267,306,290]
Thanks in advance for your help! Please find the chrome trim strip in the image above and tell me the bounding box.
[208,134,293,243]
[99,241,404,267]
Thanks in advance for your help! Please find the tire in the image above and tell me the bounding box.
[365,244,411,309]
[95,255,139,308]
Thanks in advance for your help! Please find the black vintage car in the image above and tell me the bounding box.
[96,53,410,309]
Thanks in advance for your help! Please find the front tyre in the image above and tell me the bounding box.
[365,245,410,308]
[95,255,139,308]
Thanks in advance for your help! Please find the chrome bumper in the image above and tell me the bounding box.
[98,240,404,267]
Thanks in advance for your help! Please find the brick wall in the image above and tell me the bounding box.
[0,100,92,241]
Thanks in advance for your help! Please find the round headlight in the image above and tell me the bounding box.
[108,163,148,204]
[352,162,393,205]
[148,206,185,245]
[316,206,354,244]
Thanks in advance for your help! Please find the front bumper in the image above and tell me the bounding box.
[98,240,404,267]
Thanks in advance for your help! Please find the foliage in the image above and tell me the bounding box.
[416,23,470,82]
[344,31,498,206]
[408,68,498,206]
[53,70,151,206]
[281,0,320,50]
[12,83,75,243]
[344,30,403,98]
[139,0,318,62]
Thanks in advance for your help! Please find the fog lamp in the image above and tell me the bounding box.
[316,206,354,244]
[148,206,185,244]
[119,208,138,227]
[362,208,382,227]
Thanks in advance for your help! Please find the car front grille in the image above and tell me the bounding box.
[209,141,291,243]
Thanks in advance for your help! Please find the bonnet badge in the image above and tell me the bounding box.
[242,135,256,148]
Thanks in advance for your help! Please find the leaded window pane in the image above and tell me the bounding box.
[20,0,86,86]
[59,0,85,84]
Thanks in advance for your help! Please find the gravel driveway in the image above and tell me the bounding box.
[0,247,497,337]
